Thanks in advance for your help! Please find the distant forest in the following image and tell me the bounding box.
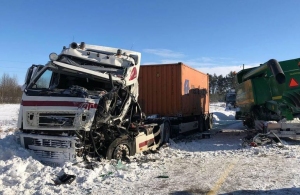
[208,71,236,102]
[0,72,236,104]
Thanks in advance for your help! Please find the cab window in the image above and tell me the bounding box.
[34,70,52,88]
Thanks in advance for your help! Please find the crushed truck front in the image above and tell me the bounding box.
[17,42,142,166]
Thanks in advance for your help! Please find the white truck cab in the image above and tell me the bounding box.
[18,42,163,166]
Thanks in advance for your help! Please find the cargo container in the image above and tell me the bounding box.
[139,62,213,136]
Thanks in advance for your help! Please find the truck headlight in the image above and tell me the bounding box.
[49,53,58,61]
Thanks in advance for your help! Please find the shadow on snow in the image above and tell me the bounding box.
[169,127,246,153]
[170,187,300,195]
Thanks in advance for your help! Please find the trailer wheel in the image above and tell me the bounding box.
[106,137,133,160]
[163,121,171,143]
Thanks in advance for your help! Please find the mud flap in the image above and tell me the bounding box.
[203,113,213,131]
[160,121,171,144]
[208,113,213,130]
[153,124,162,146]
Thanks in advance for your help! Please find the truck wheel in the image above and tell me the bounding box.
[106,137,133,160]
[163,121,171,143]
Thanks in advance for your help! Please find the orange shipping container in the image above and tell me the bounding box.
[138,62,209,117]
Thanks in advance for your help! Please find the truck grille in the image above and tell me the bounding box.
[19,133,77,166]
[38,113,76,127]
[33,150,70,160]
[32,138,71,148]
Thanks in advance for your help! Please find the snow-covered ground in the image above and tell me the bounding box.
[1,103,300,195]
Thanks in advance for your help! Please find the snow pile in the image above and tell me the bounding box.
[210,102,238,130]
[1,103,300,195]
[0,104,19,139]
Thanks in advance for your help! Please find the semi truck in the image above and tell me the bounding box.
[17,42,212,166]
[235,58,300,138]
[224,89,236,109]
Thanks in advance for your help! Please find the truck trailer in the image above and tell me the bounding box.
[139,63,213,136]
[17,42,212,166]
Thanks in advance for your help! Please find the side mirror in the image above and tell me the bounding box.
[24,65,44,89]
[25,66,34,85]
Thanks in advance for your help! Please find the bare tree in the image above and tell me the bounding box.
[0,73,22,104]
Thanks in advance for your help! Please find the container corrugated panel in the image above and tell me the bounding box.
[138,63,209,117]
[181,63,209,116]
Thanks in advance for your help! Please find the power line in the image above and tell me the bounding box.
[0,67,26,70]
[0,60,33,63]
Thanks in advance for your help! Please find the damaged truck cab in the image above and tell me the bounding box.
[17,42,162,165]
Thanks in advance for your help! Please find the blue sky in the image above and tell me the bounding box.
[1,0,300,84]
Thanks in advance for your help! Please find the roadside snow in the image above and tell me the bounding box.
[0,104,19,139]
[1,103,300,195]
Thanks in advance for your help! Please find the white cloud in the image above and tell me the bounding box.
[142,58,259,76]
[160,59,182,64]
[196,63,259,76]
[143,49,185,58]
[191,57,214,62]
[142,49,260,76]
[195,66,243,76]
[142,59,180,65]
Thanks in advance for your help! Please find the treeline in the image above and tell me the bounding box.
[0,71,237,104]
[208,71,236,102]
[0,73,22,104]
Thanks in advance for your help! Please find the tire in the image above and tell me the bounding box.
[162,121,171,144]
[106,137,133,160]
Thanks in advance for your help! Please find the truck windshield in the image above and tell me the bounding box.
[226,94,236,101]
[27,67,111,98]
[34,69,52,88]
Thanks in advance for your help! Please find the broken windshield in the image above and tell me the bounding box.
[26,67,112,98]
